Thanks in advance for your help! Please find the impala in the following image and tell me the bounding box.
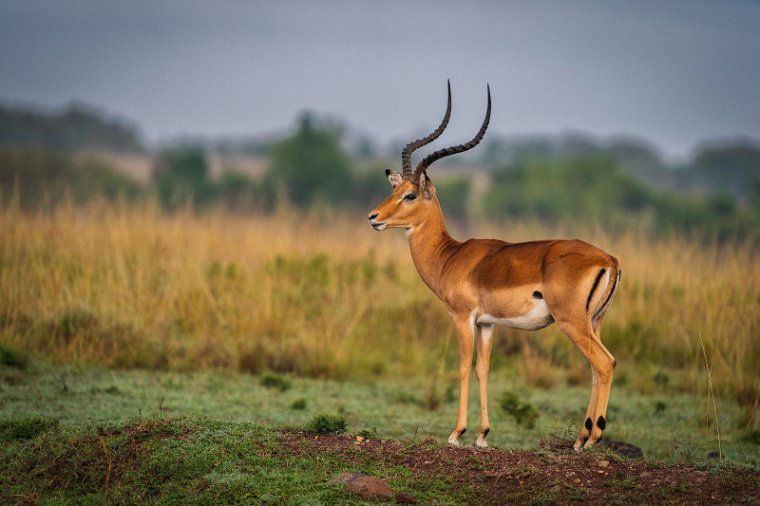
[368,83,621,450]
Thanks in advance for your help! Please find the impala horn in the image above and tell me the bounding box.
[413,84,491,184]
[401,80,452,180]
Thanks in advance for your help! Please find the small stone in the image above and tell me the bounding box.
[596,470,605,474]
[342,475,394,501]
[597,459,610,468]
[395,492,418,504]
[573,478,582,485]
[356,435,365,442]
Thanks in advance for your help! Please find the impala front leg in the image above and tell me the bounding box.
[448,314,475,446]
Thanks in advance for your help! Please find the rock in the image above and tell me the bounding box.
[597,459,610,468]
[601,439,644,458]
[707,451,721,459]
[330,472,394,501]
[395,491,418,504]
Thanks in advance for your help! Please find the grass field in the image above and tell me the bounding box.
[2,363,759,504]
[1,201,759,466]
[1,201,760,502]
[2,363,758,465]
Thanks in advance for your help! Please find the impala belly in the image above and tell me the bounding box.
[475,299,554,330]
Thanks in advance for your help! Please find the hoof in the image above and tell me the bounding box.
[475,428,489,448]
[447,436,462,447]
[584,434,602,449]
[448,428,466,446]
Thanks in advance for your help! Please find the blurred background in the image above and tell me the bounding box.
[1,0,759,461]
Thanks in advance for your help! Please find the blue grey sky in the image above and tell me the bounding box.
[1,1,759,159]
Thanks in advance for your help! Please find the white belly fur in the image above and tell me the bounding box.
[475,299,554,331]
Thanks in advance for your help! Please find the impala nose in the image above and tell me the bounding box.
[368,212,378,221]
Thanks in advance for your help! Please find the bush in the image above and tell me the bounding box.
[0,343,27,368]
[290,398,307,410]
[307,413,347,435]
[0,417,59,441]
[499,391,539,429]
[259,372,291,392]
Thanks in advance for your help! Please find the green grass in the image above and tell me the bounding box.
[0,417,396,505]
[2,363,757,468]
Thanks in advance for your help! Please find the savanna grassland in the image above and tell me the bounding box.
[2,200,760,503]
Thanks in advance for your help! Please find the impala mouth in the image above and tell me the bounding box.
[369,220,387,231]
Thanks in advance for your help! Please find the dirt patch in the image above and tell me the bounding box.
[281,431,760,505]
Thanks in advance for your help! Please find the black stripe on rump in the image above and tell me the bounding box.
[586,268,607,312]
[593,268,621,321]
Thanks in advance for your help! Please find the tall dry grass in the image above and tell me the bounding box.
[1,200,758,425]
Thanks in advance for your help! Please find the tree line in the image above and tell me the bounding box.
[1,102,758,241]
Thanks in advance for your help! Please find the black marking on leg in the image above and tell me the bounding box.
[482,427,490,437]
[532,291,543,300]
[458,428,467,437]
[584,417,593,431]
[586,268,606,311]
[597,416,606,431]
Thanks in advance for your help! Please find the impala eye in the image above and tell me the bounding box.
[404,193,417,201]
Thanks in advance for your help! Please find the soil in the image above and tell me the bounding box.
[280,432,760,505]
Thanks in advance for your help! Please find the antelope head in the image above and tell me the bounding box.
[368,81,491,232]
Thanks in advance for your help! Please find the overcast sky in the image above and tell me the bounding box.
[1,0,759,159]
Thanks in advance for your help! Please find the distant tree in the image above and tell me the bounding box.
[352,163,392,209]
[483,155,652,224]
[686,141,760,199]
[266,113,353,208]
[153,146,214,209]
[0,102,143,152]
[216,169,272,212]
[0,147,142,208]
[434,176,471,221]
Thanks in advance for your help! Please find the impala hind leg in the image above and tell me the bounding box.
[448,315,475,446]
[475,323,494,448]
[557,319,615,450]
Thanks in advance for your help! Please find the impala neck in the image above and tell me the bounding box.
[406,197,459,295]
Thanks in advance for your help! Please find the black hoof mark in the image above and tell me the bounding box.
[584,418,593,431]
[532,291,543,300]
[481,428,490,437]
[458,428,467,437]
[597,416,606,431]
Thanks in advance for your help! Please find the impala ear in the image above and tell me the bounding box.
[419,172,435,199]
[385,169,403,189]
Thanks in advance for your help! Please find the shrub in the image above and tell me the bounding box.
[499,391,539,429]
[290,398,307,410]
[0,417,59,441]
[259,372,291,392]
[307,413,347,435]
[0,343,27,368]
